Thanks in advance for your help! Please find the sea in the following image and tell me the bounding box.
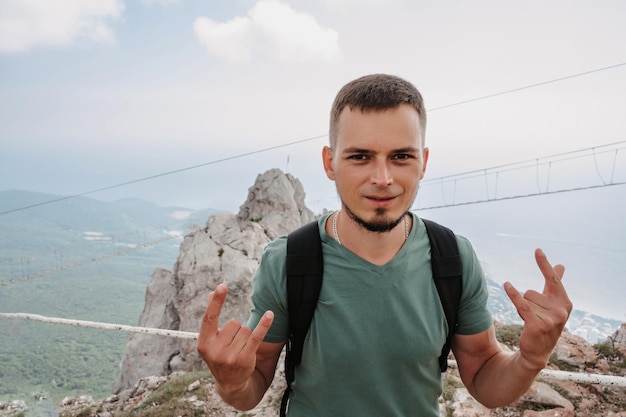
[419,185,626,328]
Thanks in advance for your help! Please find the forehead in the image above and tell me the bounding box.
[334,104,423,150]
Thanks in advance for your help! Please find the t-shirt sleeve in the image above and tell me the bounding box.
[246,236,289,343]
[455,235,494,335]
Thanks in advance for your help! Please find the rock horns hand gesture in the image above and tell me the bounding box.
[197,284,275,402]
[504,248,573,371]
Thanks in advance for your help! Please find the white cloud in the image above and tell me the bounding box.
[194,15,255,63]
[0,0,123,53]
[193,0,341,63]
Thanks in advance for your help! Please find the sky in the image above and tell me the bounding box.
[0,1,625,320]
[1,0,625,212]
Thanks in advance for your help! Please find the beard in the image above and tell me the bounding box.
[343,203,407,233]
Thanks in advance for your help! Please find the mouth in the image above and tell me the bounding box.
[365,195,396,206]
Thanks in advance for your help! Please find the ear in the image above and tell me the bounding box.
[420,147,429,180]
[322,146,335,180]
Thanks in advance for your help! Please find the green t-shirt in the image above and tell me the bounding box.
[247,213,492,416]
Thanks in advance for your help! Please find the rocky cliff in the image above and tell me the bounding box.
[112,168,315,393]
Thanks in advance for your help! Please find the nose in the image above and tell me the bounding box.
[372,160,392,186]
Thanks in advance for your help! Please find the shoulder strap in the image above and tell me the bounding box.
[280,217,463,415]
[422,218,463,372]
[281,220,323,417]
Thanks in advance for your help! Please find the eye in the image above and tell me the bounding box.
[348,154,368,161]
[392,153,412,160]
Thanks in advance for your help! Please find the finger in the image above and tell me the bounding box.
[217,319,247,349]
[504,281,538,325]
[200,284,228,336]
[522,289,569,324]
[534,249,566,295]
[554,264,565,279]
[240,311,275,357]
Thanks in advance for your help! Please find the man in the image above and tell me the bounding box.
[197,74,572,416]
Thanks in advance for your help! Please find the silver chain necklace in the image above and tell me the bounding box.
[332,211,410,245]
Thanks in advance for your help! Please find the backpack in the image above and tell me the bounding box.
[280,218,462,417]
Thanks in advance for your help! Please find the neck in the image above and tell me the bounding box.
[329,210,411,266]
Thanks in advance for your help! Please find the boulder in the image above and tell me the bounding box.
[553,331,598,368]
[519,381,574,410]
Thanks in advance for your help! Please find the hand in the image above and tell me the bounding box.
[504,249,572,371]
[197,284,274,395]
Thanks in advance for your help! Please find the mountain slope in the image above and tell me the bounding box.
[0,190,220,409]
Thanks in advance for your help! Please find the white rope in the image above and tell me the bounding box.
[0,313,198,340]
[2,313,625,387]
[538,368,626,387]
[446,360,626,388]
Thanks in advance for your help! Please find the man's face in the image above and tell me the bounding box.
[323,103,428,232]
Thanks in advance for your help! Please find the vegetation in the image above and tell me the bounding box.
[548,354,581,372]
[0,248,178,409]
[594,340,624,361]
[0,322,127,395]
[549,381,582,408]
[594,340,626,374]
[0,191,225,417]
[117,371,212,417]
[494,323,523,348]
[441,376,463,402]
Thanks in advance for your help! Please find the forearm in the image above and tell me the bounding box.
[468,350,544,408]
[215,368,272,411]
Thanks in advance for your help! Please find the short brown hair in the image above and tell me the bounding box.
[329,74,427,148]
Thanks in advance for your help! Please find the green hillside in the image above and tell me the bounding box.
[0,190,219,415]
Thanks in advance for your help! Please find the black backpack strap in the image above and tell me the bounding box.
[280,220,323,417]
[422,218,463,372]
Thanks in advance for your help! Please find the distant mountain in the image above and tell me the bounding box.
[0,189,225,290]
[1,189,222,231]
[0,190,221,254]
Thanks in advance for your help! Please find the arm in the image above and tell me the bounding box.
[197,284,285,410]
[452,248,572,408]
[453,327,541,408]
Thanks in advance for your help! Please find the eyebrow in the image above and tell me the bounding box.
[341,146,420,154]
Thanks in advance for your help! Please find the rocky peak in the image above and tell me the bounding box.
[237,168,315,238]
[112,169,315,393]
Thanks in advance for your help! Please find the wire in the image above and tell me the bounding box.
[0,134,326,216]
[3,61,626,216]
[415,181,626,211]
[421,140,626,184]
[428,62,626,111]
[415,140,625,210]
